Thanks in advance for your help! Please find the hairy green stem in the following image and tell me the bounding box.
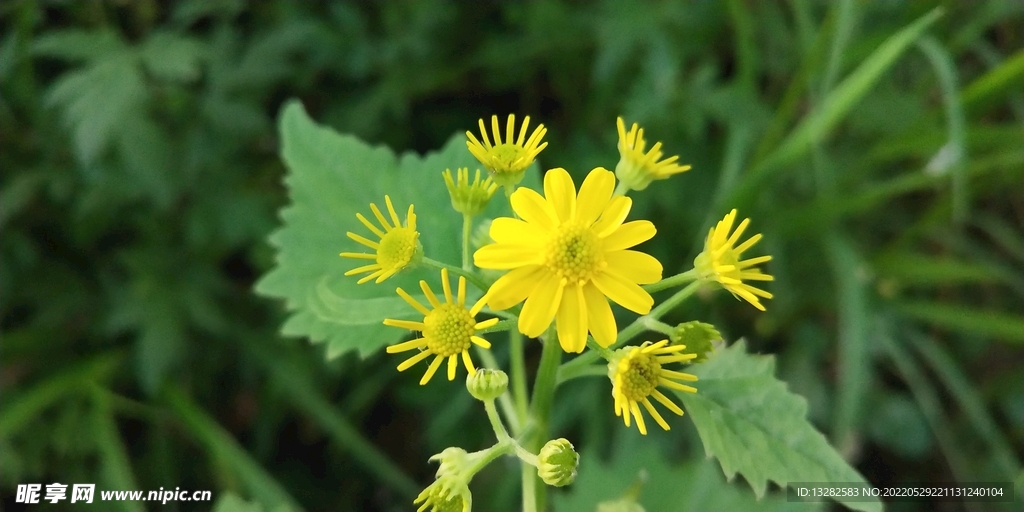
[509,330,529,423]
[643,268,698,293]
[524,326,562,512]
[474,346,521,435]
[421,257,490,293]
[484,399,511,442]
[462,213,473,271]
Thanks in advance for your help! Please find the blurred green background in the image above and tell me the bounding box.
[2,1,1022,511]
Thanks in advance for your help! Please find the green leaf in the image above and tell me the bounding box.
[31,29,125,62]
[257,100,530,359]
[679,341,882,512]
[44,52,147,164]
[893,301,1024,344]
[873,251,1004,286]
[141,31,205,82]
[554,436,813,512]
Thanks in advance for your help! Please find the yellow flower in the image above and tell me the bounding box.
[615,117,691,191]
[340,195,420,284]
[608,340,697,435]
[474,167,663,353]
[414,477,471,512]
[466,114,548,187]
[694,209,773,311]
[443,167,499,216]
[384,269,499,385]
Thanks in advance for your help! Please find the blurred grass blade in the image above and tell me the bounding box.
[973,213,1024,265]
[249,344,419,497]
[893,301,1024,344]
[0,352,122,437]
[961,49,1024,115]
[92,388,145,512]
[163,385,302,511]
[904,330,1021,479]
[877,321,974,484]
[738,7,943,201]
[917,36,968,222]
[826,233,871,452]
[873,251,1004,286]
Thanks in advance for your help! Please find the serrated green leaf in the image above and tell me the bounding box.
[141,31,205,82]
[554,436,814,512]
[45,52,147,164]
[256,100,531,359]
[31,29,125,62]
[679,341,881,512]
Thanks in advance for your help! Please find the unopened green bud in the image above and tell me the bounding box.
[670,321,721,363]
[537,438,579,487]
[443,168,498,216]
[466,369,508,401]
[430,447,470,481]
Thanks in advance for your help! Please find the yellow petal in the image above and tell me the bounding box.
[543,168,577,223]
[602,220,656,251]
[592,272,654,314]
[397,349,433,371]
[591,196,632,237]
[474,243,543,269]
[420,355,445,385]
[386,338,427,353]
[630,401,647,435]
[510,187,558,231]
[447,354,458,381]
[604,250,663,285]
[518,277,565,337]
[575,167,615,225]
[641,398,671,431]
[490,218,548,245]
[582,282,617,347]
[486,265,547,310]
[555,284,588,353]
[651,389,684,416]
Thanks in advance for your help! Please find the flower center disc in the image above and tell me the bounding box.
[545,224,602,285]
[620,352,661,401]
[376,227,418,269]
[491,144,526,171]
[423,304,475,357]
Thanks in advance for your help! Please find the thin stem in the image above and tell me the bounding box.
[462,213,473,271]
[556,364,608,385]
[477,319,516,335]
[643,268,698,293]
[613,180,631,197]
[522,464,538,512]
[644,318,676,336]
[465,440,514,478]
[561,280,705,375]
[509,330,529,423]
[525,326,562,512]
[474,346,521,435]
[422,257,489,293]
[484,399,511,442]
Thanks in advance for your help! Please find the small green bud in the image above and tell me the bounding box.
[443,168,498,216]
[537,438,579,487]
[430,447,470,481]
[466,369,508,401]
[670,321,721,363]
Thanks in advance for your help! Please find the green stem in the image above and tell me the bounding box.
[613,180,631,197]
[484,399,511,442]
[477,319,516,335]
[465,440,514,478]
[474,346,521,435]
[561,281,704,376]
[422,257,490,293]
[525,326,562,512]
[522,463,538,512]
[644,318,676,336]
[509,330,529,423]
[643,269,698,293]
[556,364,608,385]
[462,213,473,271]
